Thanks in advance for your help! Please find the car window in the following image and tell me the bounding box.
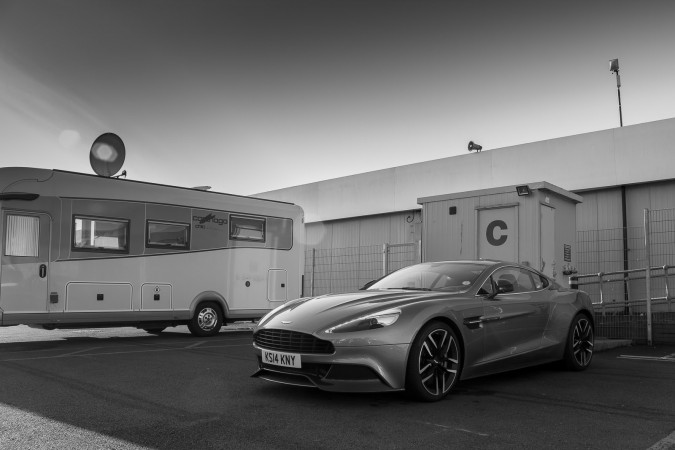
[477,278,494,296]
[517,271,535,291]
[533,273,549,289]
[490,267,546,294]
[368,262,489,292]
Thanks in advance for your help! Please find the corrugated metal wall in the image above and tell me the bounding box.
[575,180,675,312]
[302,210,422,295]
[577,180,675,232]
[305,210,422,249]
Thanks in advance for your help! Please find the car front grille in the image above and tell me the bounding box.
[254,329,335,354]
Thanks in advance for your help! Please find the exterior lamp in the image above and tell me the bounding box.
[609,58,623,127]
[516,185,531,196]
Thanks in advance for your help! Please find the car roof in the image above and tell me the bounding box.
[430,260,502,266]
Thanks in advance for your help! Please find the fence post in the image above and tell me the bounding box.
[644,209,653,346]
[598,272,605,316]
[665,265,672,313]
[382,244,389,277]
[310,248,316,297]
[418,239,423,263]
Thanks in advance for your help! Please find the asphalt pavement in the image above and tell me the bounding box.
[0,325,673,450]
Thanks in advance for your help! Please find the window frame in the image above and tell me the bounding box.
[229,214,266,243]
[477,265,550,296]
[146,219,191,250]
[71,215,130,254]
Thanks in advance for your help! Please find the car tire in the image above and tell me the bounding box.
[563,313,594,371]
[143,327,166,335]
[187,302,223,337]
[405,321,462,402]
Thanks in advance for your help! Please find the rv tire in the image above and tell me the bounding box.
[188,301,223,337]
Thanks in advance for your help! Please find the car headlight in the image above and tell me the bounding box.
[325,308,401,334]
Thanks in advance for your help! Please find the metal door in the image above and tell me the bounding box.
[480,267,550,362]
[267,269,288,304]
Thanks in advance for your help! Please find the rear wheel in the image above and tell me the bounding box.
[405,321,462,402]
[563,314,594,370]
[187,302,223,337]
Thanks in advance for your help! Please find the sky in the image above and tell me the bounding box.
[1,0,675,196]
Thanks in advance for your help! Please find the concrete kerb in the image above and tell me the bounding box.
[594,338,633,352]
[222,321,257,332]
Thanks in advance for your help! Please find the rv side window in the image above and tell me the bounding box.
[5,214,39,257]
[73,216,129,253]
[230,215,266,242]
[146,221,190,249]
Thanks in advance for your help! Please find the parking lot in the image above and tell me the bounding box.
[0,325,674,450]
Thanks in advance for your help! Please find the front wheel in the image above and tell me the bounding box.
[405,321,462,402]
[187,302,223,337]
[563,314,594,371]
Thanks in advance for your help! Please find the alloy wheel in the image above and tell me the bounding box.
[198,307,218,331]
[572,317,594,367]
[418,328,460,397]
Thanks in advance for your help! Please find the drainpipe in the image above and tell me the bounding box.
[622,186,630,314]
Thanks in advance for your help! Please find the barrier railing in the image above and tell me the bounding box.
[570,265,673,311]
[570,264,675,346]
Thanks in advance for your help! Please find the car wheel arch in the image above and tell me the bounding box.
[578,309,594,328]
[190,291,229,319]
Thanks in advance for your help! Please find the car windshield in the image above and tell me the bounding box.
[367,262,489,292]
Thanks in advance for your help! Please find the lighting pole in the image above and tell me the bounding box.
[609,58,623,127]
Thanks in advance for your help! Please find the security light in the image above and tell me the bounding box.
[516,185,531,196]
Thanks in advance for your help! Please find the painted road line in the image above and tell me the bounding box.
[618,354,675,362]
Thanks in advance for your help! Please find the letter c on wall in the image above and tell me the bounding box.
[486,220,508,246]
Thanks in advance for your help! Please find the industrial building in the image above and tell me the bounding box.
[256,117,675,341]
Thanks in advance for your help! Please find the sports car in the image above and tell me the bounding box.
[251,260,594,401]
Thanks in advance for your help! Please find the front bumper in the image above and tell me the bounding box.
[251,342,410,393]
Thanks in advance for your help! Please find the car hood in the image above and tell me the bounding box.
[258,289,460,333]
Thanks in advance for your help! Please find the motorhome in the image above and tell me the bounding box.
[0,167,304,336]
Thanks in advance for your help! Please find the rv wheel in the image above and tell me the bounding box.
[188,301,223,337]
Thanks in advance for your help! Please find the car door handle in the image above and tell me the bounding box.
[39,264,47,278]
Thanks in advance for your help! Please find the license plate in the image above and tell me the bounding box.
[262,349,301,368]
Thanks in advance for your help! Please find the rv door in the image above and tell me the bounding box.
[1,212,51,314]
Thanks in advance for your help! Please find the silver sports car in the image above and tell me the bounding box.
[251,260,594,401]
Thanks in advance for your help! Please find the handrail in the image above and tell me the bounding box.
[569,265,673,311]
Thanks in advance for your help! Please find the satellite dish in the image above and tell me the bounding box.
[90,133,125,177]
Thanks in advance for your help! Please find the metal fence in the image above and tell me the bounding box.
[574,208,675,345]
[304,242,421,296]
